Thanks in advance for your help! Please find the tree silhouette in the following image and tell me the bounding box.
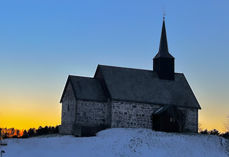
[22,130,29,138]
[16,130,20,137]
[209,129,219,136]
[28,128,36,137]
[0,125,59,138]
[226,116,229,132]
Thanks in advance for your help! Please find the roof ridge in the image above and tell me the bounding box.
[98,64,154,72]
[98,64,183,75]
[69,75,94,80]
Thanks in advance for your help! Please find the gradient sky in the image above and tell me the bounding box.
[0,0,228,132]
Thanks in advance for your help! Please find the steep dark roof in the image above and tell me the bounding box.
[95,65,201,109]
[60,75,107,102]
[154,19,174,59]
[61,65,201,109]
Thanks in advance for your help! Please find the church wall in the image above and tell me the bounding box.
[72,100,109,136]
[59,82,198,135]
[110,101,198,133]
[111,101,161,129]
[75,100,109,127]
[178,107,198,132]
[59,83,76,134]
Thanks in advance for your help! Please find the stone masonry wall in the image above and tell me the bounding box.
[111,101,198,133]
[75,100,109,127]
[111,101,161,129]
[59,83,198,135]
[178,107,198,132]
[59,83,76,134]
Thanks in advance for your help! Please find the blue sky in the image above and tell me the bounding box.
[0,0,228,131]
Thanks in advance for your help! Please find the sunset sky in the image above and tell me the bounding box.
[0,0,229,132]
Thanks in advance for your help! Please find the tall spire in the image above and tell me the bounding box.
[154,17,174,59]
[153,17,175,80]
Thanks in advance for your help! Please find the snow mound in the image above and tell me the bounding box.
[2,128,229,157]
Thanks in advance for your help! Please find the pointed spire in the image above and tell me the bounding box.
[153,17,175,80]
[159,17,168,53]
[154,17,174,58]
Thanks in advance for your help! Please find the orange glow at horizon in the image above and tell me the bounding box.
[0,108,61,130]
[0,128,24,138]
[0,105,227,133]
[0,113,226,132]
[0,86,228,132]
[0,95,61,130]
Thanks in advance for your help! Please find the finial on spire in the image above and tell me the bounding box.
[163,12,166,21]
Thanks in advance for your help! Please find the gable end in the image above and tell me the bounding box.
[60,76,77,103]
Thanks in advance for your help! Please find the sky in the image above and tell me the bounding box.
[0,0,228,132]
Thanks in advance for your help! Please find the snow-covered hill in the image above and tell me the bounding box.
[2,128,229,157]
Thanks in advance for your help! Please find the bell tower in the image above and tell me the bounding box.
[153,18,175,80]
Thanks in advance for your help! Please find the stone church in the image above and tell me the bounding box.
[59,19,201,136]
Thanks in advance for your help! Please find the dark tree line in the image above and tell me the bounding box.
[199,129,229,139]
[1,125,229,139]
[21,126,59,138]
[0,126,59,139]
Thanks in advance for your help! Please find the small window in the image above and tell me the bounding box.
[67,104,70,111]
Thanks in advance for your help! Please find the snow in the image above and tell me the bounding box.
[1,128,228,157]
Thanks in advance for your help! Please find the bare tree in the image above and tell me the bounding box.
[226,115,229,132]
[0,128,2,142]
[198,123,203,133]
